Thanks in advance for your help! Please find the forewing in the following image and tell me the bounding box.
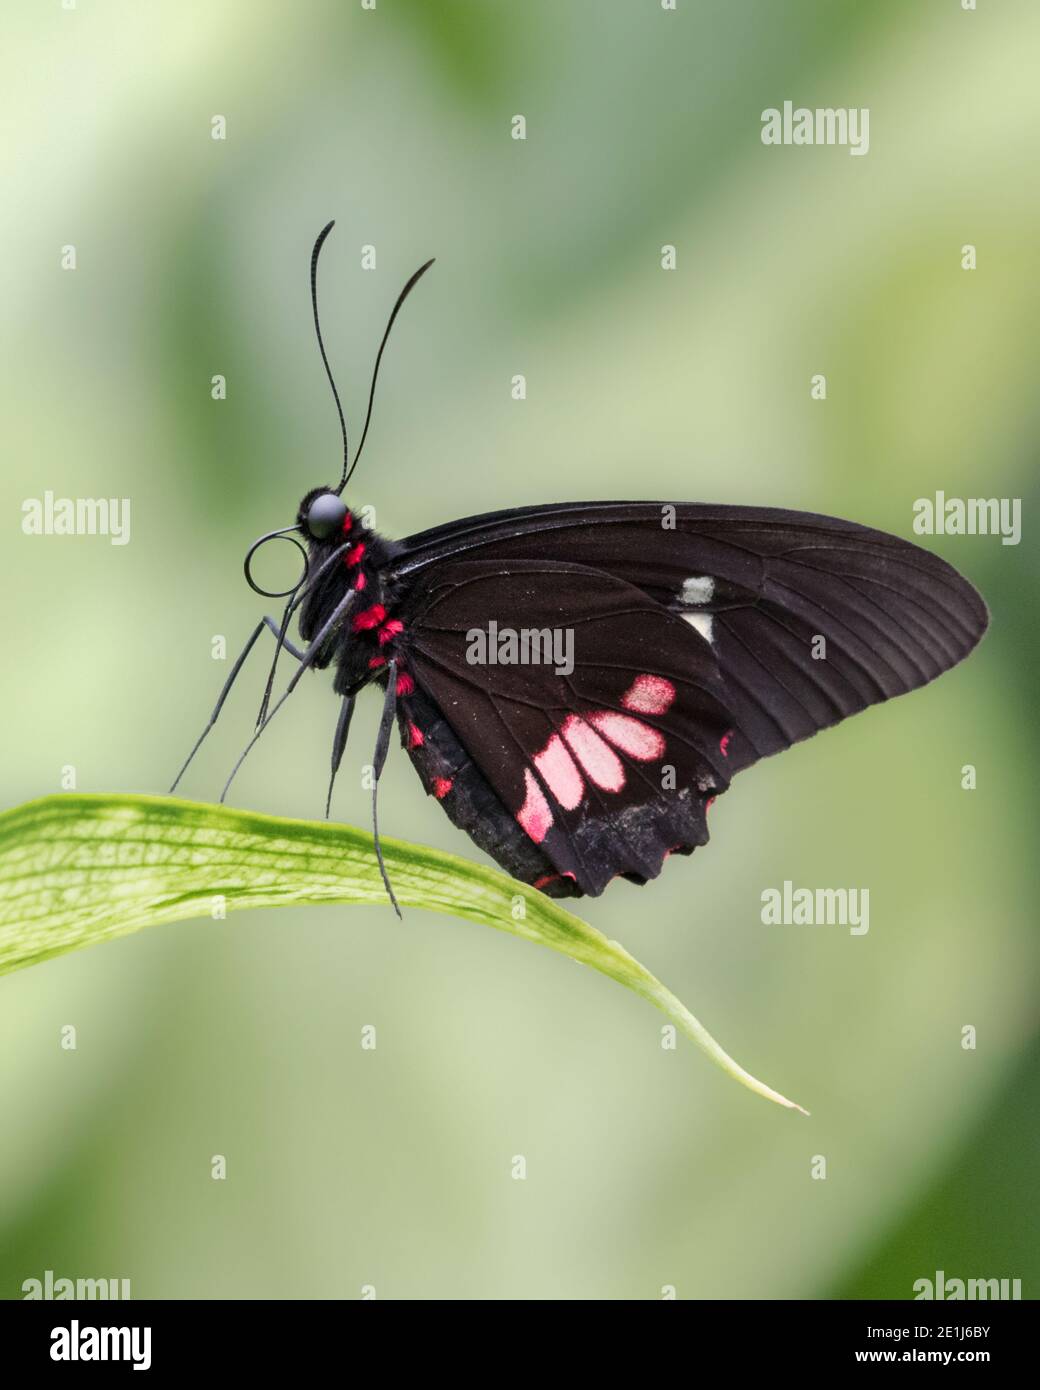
[392,501,988,771]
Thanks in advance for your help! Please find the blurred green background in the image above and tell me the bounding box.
[1,0,1036,1299]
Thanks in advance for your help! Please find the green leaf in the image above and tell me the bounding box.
[0,794,807,1114]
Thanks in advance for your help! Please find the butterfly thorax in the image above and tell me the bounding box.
[295,502,406,692]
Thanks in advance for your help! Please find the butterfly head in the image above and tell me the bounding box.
[299,488,349,540]
[241,486,352,600]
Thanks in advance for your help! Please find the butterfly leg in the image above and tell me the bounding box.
[325,693,356,819]
[371,660,402,919]
[260,615,306,662]
[255,603,306,729]
[169,615,305,794]
[219,587,357,803]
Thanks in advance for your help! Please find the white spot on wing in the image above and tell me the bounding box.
[683,612,715,644]
[681,575,714,605]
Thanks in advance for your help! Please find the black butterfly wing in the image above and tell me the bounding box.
[396,559,737,897]
[390,502,988,774]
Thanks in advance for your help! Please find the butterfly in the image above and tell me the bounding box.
[171,223,989,915]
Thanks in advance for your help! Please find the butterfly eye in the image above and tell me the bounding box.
[306,492,348,539]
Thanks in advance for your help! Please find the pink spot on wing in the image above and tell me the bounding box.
[533,870,576,891]
[561,716,625,792]
[517,769,553,844]
[407,723,424,748]
[719,731,732,757]
[589,711,664,762]
[533,735,584,810]
[432,777,453,799]
[621,674,676,716]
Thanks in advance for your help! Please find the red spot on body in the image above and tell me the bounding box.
[353,604,386,633]
[368,655,386,669]
[378,619,404,646]
[407,722,424,748]
[621,674,676,716]
[396,672,415,696]
[705,796,715,811]
[517,769,553,843]
[719,731,732,757]
[341,512,353,534]
[345,542,366,566]
[355,570,367,590]
[432,777,453,799]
